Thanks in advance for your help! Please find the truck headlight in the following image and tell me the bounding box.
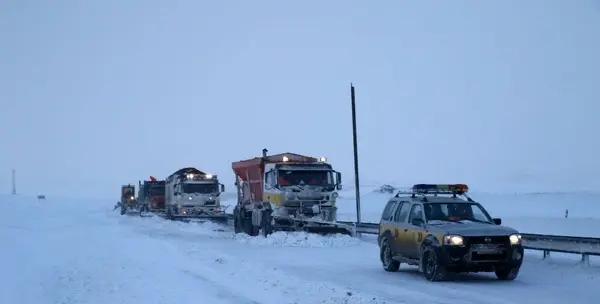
[188,196,193,200]
[332,192,339,199]
[509,234,522,245]
[130,196,134,200]
[443,235,464,246]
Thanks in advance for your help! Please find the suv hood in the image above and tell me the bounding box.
[429,221,519,236]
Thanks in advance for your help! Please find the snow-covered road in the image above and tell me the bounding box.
[2,194,600,304]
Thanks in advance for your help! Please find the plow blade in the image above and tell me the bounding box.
[299,226,352,236]
[168,215,229,232]
[169,214,229,224]
[270,217,353,236]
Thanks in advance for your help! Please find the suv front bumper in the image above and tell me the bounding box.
[434,244,524,272]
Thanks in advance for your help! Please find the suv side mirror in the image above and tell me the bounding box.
[412,218,425,227]
[493,218,502,225]
[220,184,225,192]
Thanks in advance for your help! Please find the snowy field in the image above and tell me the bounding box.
[1,191,600,304]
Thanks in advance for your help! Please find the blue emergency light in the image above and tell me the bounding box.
[412,184,469,194]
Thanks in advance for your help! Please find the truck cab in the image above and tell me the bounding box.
[164,167,226,220]
[119,184,138,215]
[138,178,166,212]
[263,157,342,221]
[232,149,348,236]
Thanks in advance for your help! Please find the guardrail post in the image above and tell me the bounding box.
[581,254,590,266]
[543,250,551,259]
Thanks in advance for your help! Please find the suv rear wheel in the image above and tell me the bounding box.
[380,237,400,272]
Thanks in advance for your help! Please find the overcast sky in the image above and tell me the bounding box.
[1,0,598,198]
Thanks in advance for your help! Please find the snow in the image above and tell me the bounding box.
[2,191,600,304]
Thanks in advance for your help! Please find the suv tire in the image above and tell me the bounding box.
[422,248,447,282]
[380,237,400,272]
[495,266,520,280]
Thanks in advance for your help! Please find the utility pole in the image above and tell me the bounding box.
[350,84,361,224]
[12,169,16,195]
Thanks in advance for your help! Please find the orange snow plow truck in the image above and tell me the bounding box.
[231,148,352,236]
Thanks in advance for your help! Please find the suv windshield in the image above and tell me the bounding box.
[277,170,334,186]
[424,202,493,224]
[182,183,218,194]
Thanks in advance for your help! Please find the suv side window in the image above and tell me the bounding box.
[395,201,410,223]
[392,202,408,223]
[408,204,425,224]
[380,201,397,221]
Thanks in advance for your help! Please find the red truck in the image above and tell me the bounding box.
[138,176,166,214]
[231,148,350,236]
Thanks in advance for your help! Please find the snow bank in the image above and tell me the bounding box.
[232,231,361,247]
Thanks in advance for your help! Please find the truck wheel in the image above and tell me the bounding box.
[260,209,274,237]
[233,208,242,233]
[242,211,254,236]
[495,266,520,280]
[422,248,447,282]
[380,237,400,272]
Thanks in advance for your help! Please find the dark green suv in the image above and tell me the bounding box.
[378,184,524,281]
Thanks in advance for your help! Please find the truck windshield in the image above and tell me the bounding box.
[182,183,219,194]
[149,187,165,196]
[424,202,493,224]
[277,170,334,186]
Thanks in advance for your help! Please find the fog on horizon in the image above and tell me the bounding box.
[1,1,598,198]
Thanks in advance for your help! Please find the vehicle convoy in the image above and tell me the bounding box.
[378,184,524,282]
[231,148,349,236]
[137,176,166,214]
[119,184,141,216]
[164,167,227,222]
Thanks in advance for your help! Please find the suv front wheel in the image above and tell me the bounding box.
[380,237,400,272]
[495,266,520,280]
[422,248,447,281]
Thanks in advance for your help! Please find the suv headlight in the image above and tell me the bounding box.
[509,234,522,245]
[443,235,464,246]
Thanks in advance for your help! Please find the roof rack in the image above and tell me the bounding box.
[394,184,475,202]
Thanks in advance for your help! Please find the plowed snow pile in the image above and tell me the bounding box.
[233,231,361,247]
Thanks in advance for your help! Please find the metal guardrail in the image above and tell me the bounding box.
[223,215,599,264]
[338,221,600,265]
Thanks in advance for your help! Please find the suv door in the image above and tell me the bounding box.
[406,204,427,258]
[378,200,398,246]
[391,201,411,255]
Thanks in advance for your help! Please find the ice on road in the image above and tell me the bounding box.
[2,194,600,304]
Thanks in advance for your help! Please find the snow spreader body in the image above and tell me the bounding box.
[231,149,351,236]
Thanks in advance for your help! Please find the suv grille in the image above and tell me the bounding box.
[467,236,509,245]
